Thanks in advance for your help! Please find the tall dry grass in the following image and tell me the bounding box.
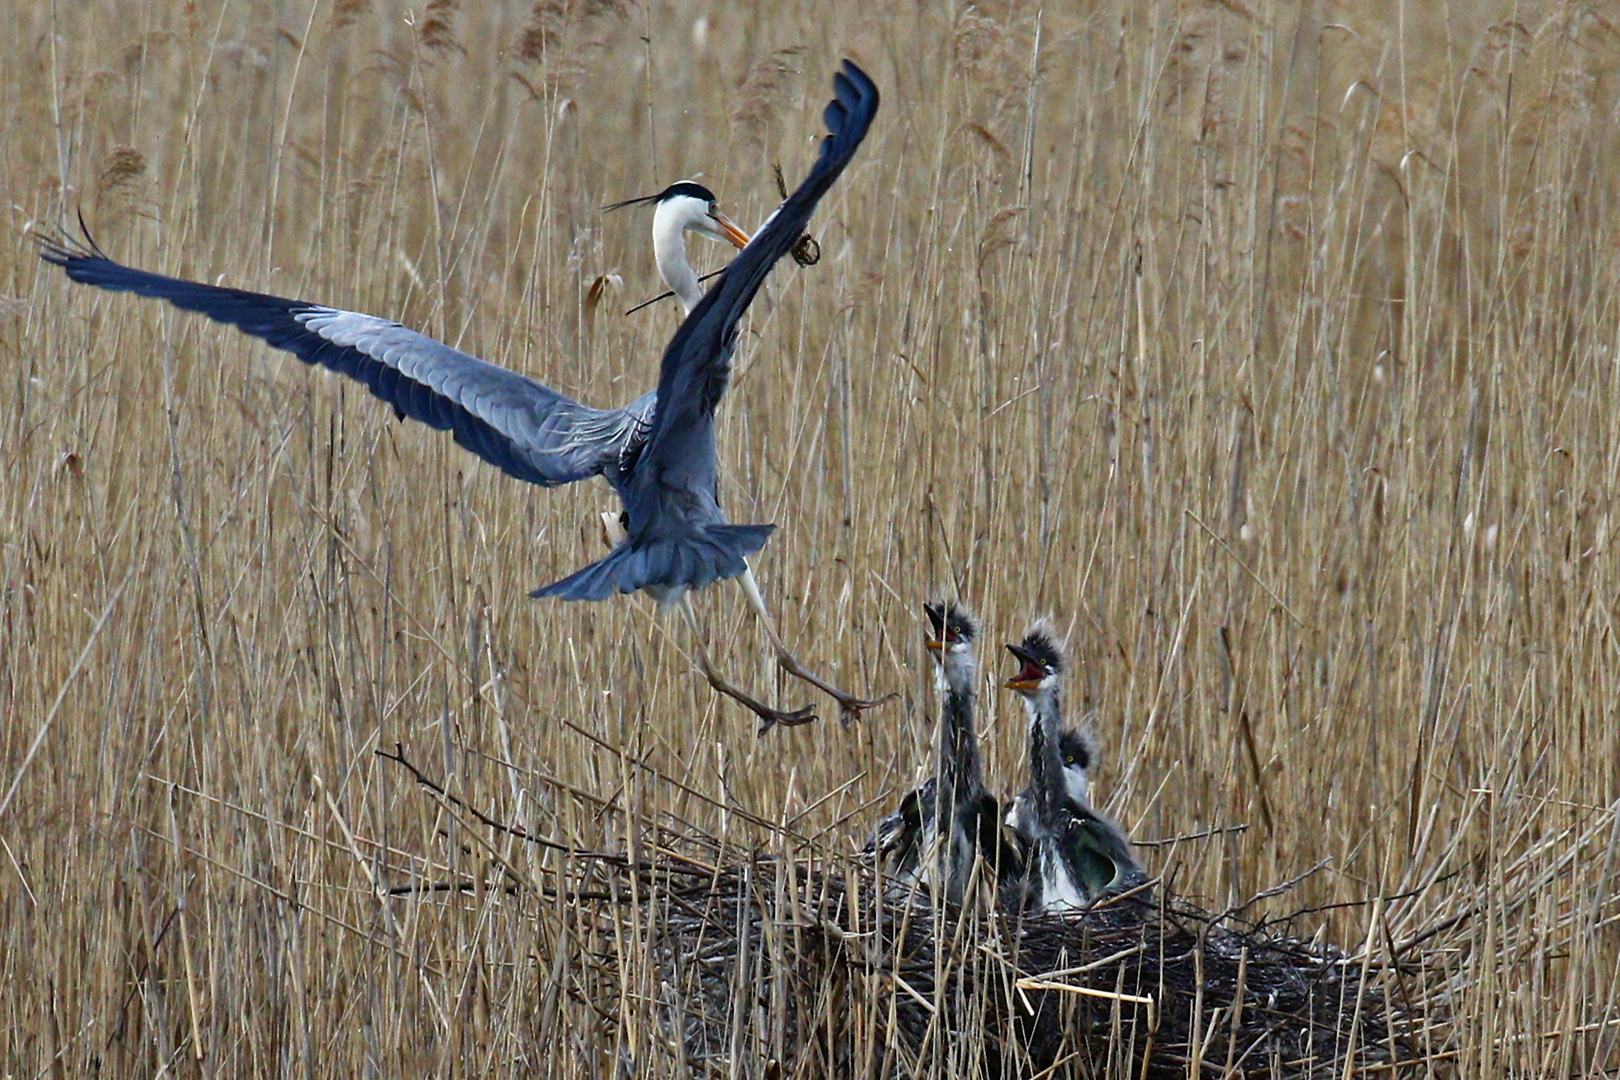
[3,0,1618,1074]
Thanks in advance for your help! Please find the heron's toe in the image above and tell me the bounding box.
[756,704,818,737]
[835,691,898,727]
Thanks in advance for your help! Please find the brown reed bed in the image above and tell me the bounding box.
[6,2,1620,1074]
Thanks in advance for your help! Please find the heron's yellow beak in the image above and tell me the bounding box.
[710,211,751,250]
[925,639,944,654]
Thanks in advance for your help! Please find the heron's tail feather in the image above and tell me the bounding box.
[531,524,775,602]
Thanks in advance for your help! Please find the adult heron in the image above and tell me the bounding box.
[1005,625,1146,910]
[39,59,883,733]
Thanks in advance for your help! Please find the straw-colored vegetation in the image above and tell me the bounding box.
[4,0,1619,1074]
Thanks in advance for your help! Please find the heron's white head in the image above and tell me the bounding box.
[605,181,749,313]
[606,180,749,249]
[666,182,750,248]
[924,600,977,694]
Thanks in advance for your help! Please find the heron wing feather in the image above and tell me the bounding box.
[38,242,643,490]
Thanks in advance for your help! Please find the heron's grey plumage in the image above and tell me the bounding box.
[39,61,880,610]
[39,238,657,494]
[298,307,657,488]
[531,61,879,601]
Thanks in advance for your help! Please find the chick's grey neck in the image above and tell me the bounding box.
[937,658,981,798]
[1024,685,1067,818]
[935,652,984,904]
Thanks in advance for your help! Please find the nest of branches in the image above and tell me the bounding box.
[602,853,1450,1080]
[378,746,1453,1078]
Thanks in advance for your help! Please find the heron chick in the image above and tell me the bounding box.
[876,601,1021,906]
[1005,624,1146,911]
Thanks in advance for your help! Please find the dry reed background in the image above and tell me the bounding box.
[4,0,1620,1075]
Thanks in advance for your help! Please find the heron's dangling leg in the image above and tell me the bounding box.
[677,594,817,736]
[736,565,896,727]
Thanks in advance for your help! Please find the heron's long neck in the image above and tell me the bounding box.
[1025,687,1065,818]
[652,210,703,314]
[1063,759,1091,807]
[935,657,981,903]
[936,659,982,815]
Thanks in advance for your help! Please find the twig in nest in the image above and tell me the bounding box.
[1211,859,1331,925]
[1136,823,1251,847]
[386,880,523,898]
[377,742,726,880]
[376,742,624,862]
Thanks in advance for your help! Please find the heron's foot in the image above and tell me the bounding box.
[754,703,819,738]
[696,665,817,736]
[773,651,895,728]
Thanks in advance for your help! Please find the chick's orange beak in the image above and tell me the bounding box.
[1004,658,1044,692]
[925,638,944,654]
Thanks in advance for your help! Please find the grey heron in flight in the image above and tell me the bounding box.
[1005,625,1146,910]
[875,602,1022,906]
[39,59,884,734]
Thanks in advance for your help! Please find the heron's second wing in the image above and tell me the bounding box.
[635,61,881,482]
[874,778,936,880]
[1065,805,1145,887]
[39,235,640,489]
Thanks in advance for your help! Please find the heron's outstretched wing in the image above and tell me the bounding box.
[38,232,647,490]
[630,60,880,500]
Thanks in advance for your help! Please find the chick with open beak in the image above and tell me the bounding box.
[1005,624,1147,910]
[924,599,978,695]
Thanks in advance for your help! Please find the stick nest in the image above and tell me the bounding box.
[589,851,1450,1079]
